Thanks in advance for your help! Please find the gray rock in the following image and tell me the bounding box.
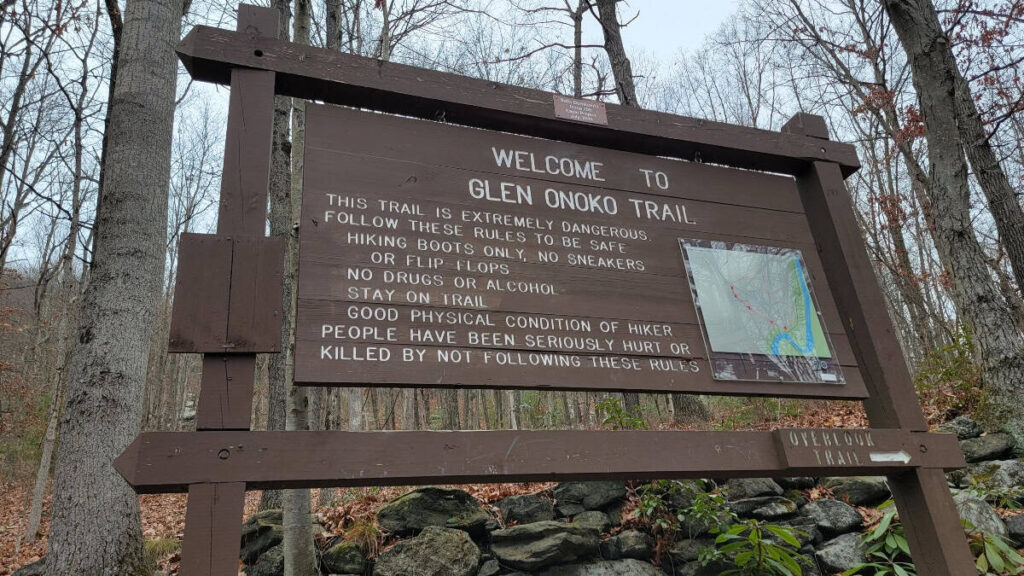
[321,540,364,574]
[240,510,284,565]
[499,494,555,525]
[814,533,866,573]
[477,558,501,576]
[961,433,1014,463]
[553,481,627,517]
[490,520,600,571]
[373,526,480,576]
[378,487,490,537]
[824,477,890,506]
[728,496,797,520]
[1006,514,1024,545]
[671,560,728,576]
[667,538,714,563]
[954,491,1007,536]
[781,520,822,546]
[599,530,652,561]
[666,480,707,510]
[722,478,783,500]
[679,510,732,540]
[573,510,611,533]
[776,477,816,490]
[802,499,863,536]
[938,415,983,440]
[245,543,283,576]
[11,559,45,576]
[955,459,1024,492]
[537,559,664,576]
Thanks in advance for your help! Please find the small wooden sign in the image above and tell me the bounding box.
[553,94,608,125]
[774,428,964,470]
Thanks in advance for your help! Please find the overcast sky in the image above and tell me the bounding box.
[586,0,741,55]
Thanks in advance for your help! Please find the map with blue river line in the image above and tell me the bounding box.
[682,243,831,359]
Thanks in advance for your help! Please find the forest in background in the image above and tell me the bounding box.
[2,0,1024,573]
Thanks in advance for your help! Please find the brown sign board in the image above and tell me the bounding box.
[295,104,865,398]
[127,7,978,574]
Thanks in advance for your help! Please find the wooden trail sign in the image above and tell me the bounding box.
[119,5,978,574]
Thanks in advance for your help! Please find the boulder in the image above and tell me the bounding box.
[499,494,555,525]
[722,478,783,500]
[321,539,364,574]
[373,526,480,576]
[241,510,284,565]
[245,543,283,576]
[954,491,1007,536]
[537,559,665,576]
[599,530,652,561]
[728,496,797,520]
[802,499,863,537]
[667,538,714,563]
[813,533,866,574]
[961,433,1014,463]
[378,487,490,537]
[775,477,816,490]
[490,520,600,571]
[955,459,1024,492]
[665,480,706,510]
[678,511,732,540]
[11,559,45,576]
[824,477,890,506]
[1006,514,1024,546]
[553,481,627,517]
[938,415,983,440]
[477,558,501,576]
[573,510,611,534]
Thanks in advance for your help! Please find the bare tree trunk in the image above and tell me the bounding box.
[279,0,317,573]
[260,0,293,514]
[47,0,182,571]
[593,0,638,106]
[884,0,1024,441]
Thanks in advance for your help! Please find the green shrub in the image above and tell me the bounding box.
[699,519,806,576]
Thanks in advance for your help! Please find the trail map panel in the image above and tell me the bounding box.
[294,103,864,398]
[680,239,843,384]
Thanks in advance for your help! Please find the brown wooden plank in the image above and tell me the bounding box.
[176,28,860,177]
[114,429,963,493]
[226,236,284,352]
[785,114,975,575]
[218,68,275,236]
[169,234,232,353]
[304,104,808,214]
[184,7,278,575]
[195,355,257,430]
[180,483,246,576]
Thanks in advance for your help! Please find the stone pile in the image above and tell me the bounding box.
[233,416,1021,576]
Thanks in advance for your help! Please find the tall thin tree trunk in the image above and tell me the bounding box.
[281,0,317,573]
[593,0,638,106]
[47,0,182,571]
[260,0,293,514]
[884,0,1024,441]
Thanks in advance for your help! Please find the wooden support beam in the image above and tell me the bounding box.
[178,5,279,576]
[786,113,976,576]
[175,26,860,177]
[115,429,964,493]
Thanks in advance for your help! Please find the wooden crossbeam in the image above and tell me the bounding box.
[175,26,860,178]
[115,429,964,493]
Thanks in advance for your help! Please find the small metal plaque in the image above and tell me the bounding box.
[553,95,608,125]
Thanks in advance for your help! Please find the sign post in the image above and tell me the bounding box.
[119,6,977,574]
